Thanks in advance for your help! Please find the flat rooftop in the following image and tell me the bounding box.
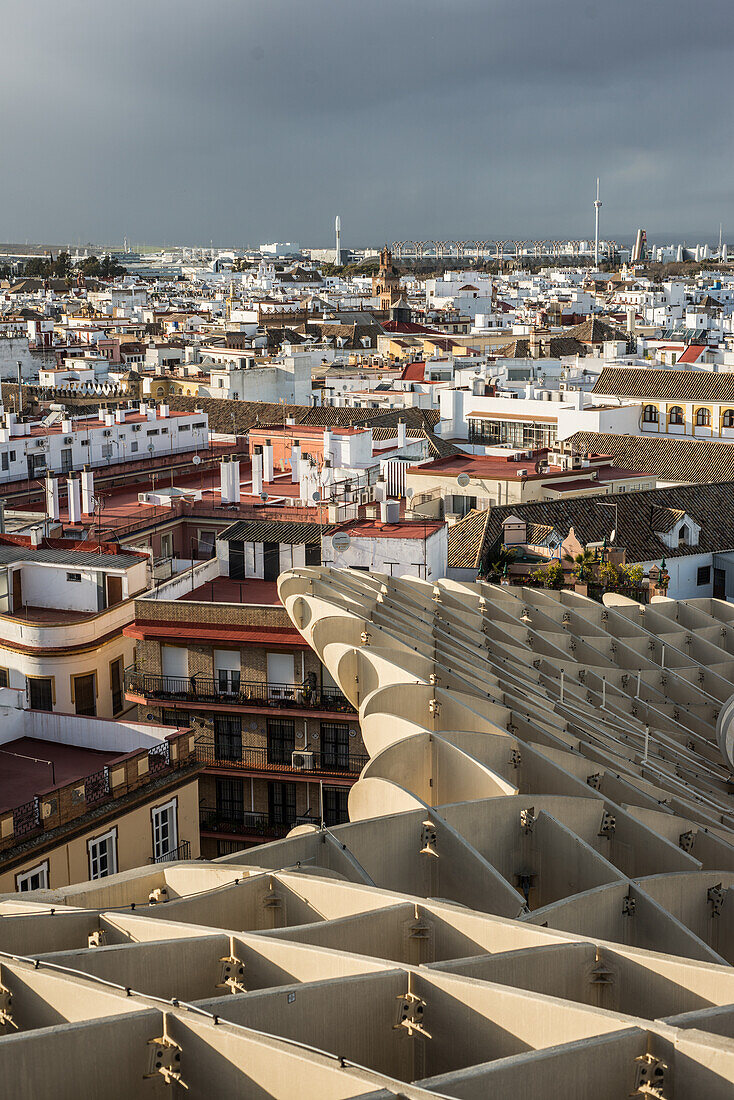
[0,737,119,813]
[181,578,280,605]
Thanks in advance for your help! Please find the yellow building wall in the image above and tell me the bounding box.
[0,778,200,893]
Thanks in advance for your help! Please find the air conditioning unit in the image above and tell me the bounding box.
[103,429,112,437]
[132,424,142,432]
[291,750,314,771]
[64,436,73,444]
[35,439,45,448]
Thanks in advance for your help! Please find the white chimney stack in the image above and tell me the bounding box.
[262,441,274,484]
[67,475,81,524]
[251,450,263,496]
[159,404,169,419]
[45,475,59,522]
[230,457,240,503]
[81,466,94,514]
[290,443,301,483]
[397,419,407,449]
[323,428,332,465]
[220,457,231,502]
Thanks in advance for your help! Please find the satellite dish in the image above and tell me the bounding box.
[406,486,414,499]
[457,472,471,488]
[332,532,351,553]
[260,492,269,501]
[192,455,201,465]
[610,528,617,543]
[312,491,321,502]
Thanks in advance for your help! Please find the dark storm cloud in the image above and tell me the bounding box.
[2,0,732,246]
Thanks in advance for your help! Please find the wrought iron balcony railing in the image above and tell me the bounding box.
[194,741,368,776]
[150,839,191,864]
[125,668,355,713]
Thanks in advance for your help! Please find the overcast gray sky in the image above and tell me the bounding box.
[2,0,732,248]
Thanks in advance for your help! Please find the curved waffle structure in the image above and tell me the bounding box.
[4,570,734,1097]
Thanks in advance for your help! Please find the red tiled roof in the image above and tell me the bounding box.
[401,362,426,382]
[677,344,707,365]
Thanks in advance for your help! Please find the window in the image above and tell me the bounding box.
[697,565,711,586]
[305,543,321,566]
[88,828,118,879]
[110,657,124,715]
[723,410,734,428]
[131,441,139,452]
[1,453,7,471]
[321,722,351,770]
[267,718,295,765]
[668,406,684,426]
[152,798,178,861]
[66,572,82,583]
[147,428,159,437]
[162,708,188,727]
[216,777,244,825]
[679,524,690,546]
[268,781,296,827]
[29,677,53,711]
[16,861,49,891]
[0,668,8,688]
[179,424,190,432]
[322,786,349,827]
[192,421,206,430]
[73,673,96,717]
[101,443,112,459]
[642,405,658,423]
[214,714,242,761]
[696,408,711,427]
[215,649,241,695]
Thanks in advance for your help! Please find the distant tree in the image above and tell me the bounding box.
[52,251,72,278]
[565,548,596,583]
[24,257,51,277]
[79,255,102,276]
[531,560,565,589]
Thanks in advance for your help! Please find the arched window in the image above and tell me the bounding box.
[696,407,711,427]
[643,405,658,423]
[679,524,690,545]
[668,406,684,425]
[724,409,734,428]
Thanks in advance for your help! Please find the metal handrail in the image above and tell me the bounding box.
[195,742,367,775]
[150,839,191,863]
[125,668,355,713]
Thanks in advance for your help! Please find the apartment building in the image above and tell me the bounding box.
[0,698,199,892]
[123,527,365,857]
[406,448,654,521]
[0,534,150,718]
[584,365,734,440]
[0,402,209,484]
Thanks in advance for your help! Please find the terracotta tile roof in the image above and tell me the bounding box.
[593,367,734,403]
[677,345,707,365]
[568,431,734,483]
[447,508,491,569]
[473,481,734,567]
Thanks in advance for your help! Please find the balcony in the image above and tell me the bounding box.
[125,668,356,714]
[199,806,299,842]
[150,839,191,864]
[195,742,368,778]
